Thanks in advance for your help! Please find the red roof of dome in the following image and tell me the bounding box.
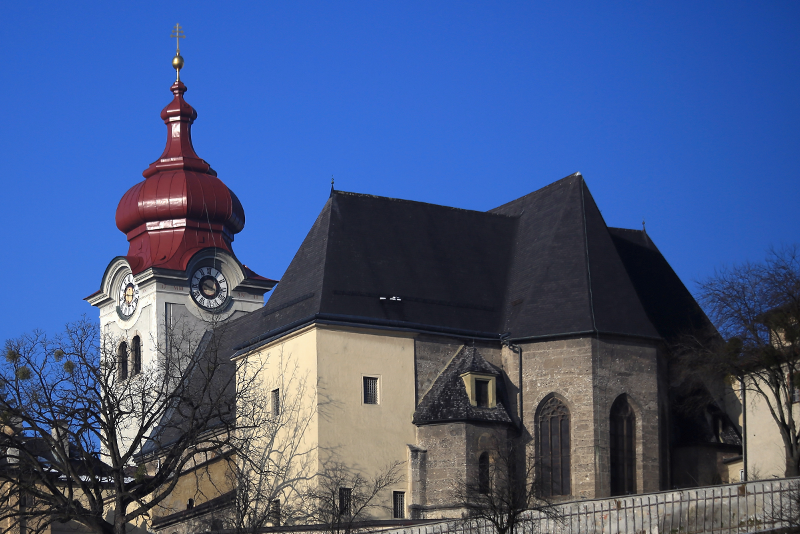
[115,80,245,274]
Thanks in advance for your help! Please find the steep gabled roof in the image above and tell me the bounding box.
[607,227,713,342]
[413,346,514,425]
[229,173,681,357]
[490,173,659,340]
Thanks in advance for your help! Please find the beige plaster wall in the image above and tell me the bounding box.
[234,325,321,514]
[728,377,793,479]
[316,326,417,519]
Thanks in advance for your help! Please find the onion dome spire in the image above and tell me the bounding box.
[115,40,245,274]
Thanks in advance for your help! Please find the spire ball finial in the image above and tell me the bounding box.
[171,23,185,81]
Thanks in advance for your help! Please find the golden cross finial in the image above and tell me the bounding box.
[171,23,185,54]
[170,24,185,82]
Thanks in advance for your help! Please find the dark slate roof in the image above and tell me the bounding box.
[222,173,695,358]
[607,227,713,342]
[489,174,658,339]
[412,346,513,425]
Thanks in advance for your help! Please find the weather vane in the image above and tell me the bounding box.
[171,23,185,81]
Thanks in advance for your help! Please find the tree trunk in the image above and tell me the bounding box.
[114,500,128,534]
[787,448,800,478]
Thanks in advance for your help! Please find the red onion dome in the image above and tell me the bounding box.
[115,80,245,274]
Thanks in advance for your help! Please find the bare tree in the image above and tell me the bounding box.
[679,245,800,476]
[226,347,319,532]
[0,315,258,534]
[303,460,404,534]
[452,440,559,534]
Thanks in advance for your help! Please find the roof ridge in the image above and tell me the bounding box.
[488,171,582,214]
[332,190,516,218]
[580,180,598,333]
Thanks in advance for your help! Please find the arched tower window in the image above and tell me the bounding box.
[118,342,128,380]
[537,396,570,496]
[131,336,141,376]
[478,452,490,494]
[610,395,636,496]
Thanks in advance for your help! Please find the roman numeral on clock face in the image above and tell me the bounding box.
[190,266,229,312]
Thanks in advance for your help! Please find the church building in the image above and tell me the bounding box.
[87,59,741,529]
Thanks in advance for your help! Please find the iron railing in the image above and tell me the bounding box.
[379,478,800,534]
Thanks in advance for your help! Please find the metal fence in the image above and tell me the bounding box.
[381,478,800,534]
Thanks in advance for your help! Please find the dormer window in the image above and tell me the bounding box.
[461,373,497,408]
[475,379,489,407]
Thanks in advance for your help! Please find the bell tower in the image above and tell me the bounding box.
[86,44,275,374]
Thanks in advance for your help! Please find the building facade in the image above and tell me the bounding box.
[88,70,741,529]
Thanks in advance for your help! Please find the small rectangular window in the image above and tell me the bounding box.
[338,487,352,516]
[269,499,281,526]
[363,377,378,404]
[393,491,405,519]
[272,389,280,417]
[475,379,489,408]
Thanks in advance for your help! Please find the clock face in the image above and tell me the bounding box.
[190,267,229,311]
[117,273,140,318]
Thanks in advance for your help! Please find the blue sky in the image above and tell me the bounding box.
[1,1,798,339]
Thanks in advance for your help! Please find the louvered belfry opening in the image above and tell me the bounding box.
[610,395,636,495]
[537,396,571,496]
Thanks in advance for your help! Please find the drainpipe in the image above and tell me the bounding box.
[740,375,747,481]
[500,333,523,427]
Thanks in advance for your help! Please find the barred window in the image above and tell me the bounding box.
[393,491,405,519]
[338,487,352,516]
[272,388,280,417]
[269,499,281,526]
[363,376,378,404]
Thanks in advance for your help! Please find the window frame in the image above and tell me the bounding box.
[272,388,281,417]
[460,372,497,408]
[392,491,405,519]
[338,487,352,516]
[362,375,380,405]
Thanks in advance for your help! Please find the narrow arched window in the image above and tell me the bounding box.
[118,342,128,380]
[610,395,636,495]
[131,336,141,375]
[537,396,570,496]
[478,452,490,494]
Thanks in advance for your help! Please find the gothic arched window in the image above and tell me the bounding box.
[610,395,636,496]
[537,396,570,496]
[131,336,141,376]
[118,342,128,380]
[478,452,490,494]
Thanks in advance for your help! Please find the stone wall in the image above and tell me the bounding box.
[503,334,661,500]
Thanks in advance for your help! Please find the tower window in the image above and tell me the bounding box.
[118,342,128,380]
[272,388,280,417]
[393,491,405,519]
[338,487,352,516]
[131,336,141,376]
[363,376,378,404]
